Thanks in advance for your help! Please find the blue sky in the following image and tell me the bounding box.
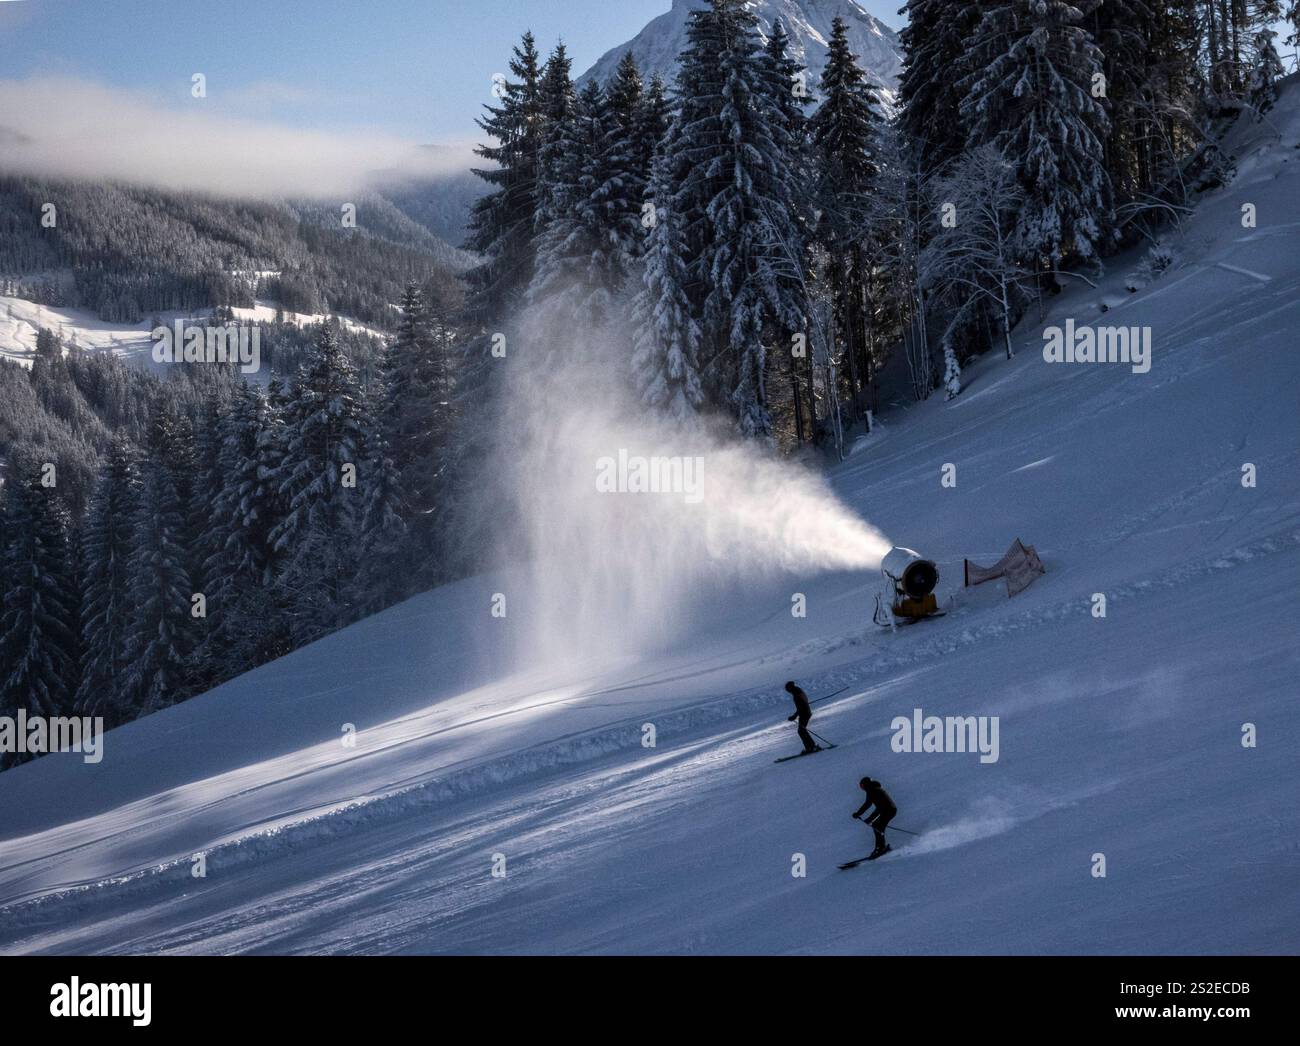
[1,0,904,143]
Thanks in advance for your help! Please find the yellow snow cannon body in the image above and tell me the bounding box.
[892,591,939,620]
[876,547,942,626]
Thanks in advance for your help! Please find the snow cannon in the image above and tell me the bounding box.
[877,547,940,624]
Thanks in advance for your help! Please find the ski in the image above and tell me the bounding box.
[838,845,891,869]
[774,744,836,763]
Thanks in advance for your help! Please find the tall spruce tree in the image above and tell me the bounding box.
[353,383,407,615]
[603,51,655,259]
[607,52,651,226]
[897,0,983,176]
[536,43,578,236]
[448,33,545,576]
[75,435,139,722]
[271,322,368,643]
[760,18,818,436]
[123,405,195,714]
[960,0,1113,268]
[1247,2,1286,109]
[809,15,883,420]
[631,149,706,420]
[204,382,272,598]
[636,74,673,176]
[0,458,78,750]
[196,381,286,683]
[528,80,639,335]
[465,31,546,324]
[380,283,451,588]
[665,0,807,437]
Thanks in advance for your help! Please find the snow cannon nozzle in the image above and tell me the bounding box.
[880,546,939,601]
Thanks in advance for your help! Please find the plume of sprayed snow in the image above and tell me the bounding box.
[495,303,892,669]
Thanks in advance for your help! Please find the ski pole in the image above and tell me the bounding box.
[808,685,850,706]
[809,729,835,747]
[854,816,918,836]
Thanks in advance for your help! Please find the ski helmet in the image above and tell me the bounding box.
[859,777,872,791]
[784,681,796,691]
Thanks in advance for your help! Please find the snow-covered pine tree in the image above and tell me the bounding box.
[382,287,436,481]
[760,17,818,438]
[379,283,451,590]
[270,322,367,644]
[237,376,295,670]
[352,383,407,615]
[590,74,647,293]
[465,31,546,324]
[897,0,983,176]
[204,382,270,599]
[528,79,639,335]
[75,435,139,722]
[636,74,673,178]
[607,50,642,120]
[606,51,650,222]
[448,33,545,577]
[665,0,807,437]
[960,0,1113,270]
[526,72,589,328]
[810,16,880,239]
[185,393,229,688]
[192,380,282,684]
[122,405,195,714]
[941,333,963,400]
[1247,4,1286,111]
[536,42,578,236]
[809,14,883,422]
[0,458,78,752]
[630,148,706,420]
[763,18,814,175]
[252,374,290,587]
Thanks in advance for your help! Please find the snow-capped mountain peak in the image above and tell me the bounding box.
[579,0,902,100]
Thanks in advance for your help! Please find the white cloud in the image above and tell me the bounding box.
[0,77,477,199]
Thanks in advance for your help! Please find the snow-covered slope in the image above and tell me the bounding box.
[580,0,902,96]
[2,89,1299,955]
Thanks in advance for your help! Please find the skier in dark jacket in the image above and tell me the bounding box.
[784,681,820,754]
[853,776,897,858]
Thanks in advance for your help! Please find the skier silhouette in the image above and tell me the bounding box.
[853,776,897,858]
[784,681,820,754]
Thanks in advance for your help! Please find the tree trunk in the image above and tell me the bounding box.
[1001,279,1014,360]
[791,368,804,444]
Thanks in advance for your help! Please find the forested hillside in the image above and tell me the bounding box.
[0,176,473,327]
